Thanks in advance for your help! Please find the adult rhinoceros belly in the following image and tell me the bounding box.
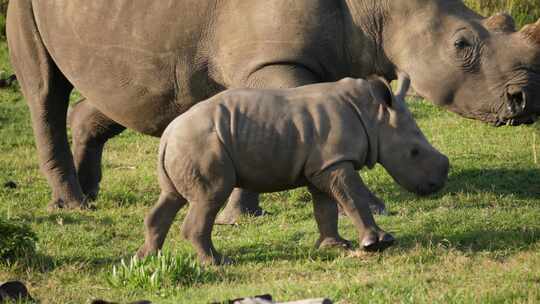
[31,0,219,135]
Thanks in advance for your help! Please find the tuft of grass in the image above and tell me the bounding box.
[106,250,217,294]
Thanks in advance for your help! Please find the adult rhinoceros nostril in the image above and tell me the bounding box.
[506,90,527,116]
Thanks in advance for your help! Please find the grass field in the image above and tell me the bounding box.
[1,8,540,304]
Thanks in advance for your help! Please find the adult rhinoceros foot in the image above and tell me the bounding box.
[47,196,93,211]
[83,187,99,202]
[368,199,388,216]
[316,237,352,250]
[215,189,265,225]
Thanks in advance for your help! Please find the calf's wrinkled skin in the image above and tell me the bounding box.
[7,0,540,220]
[136,75,450,265]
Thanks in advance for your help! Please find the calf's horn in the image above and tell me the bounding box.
[521,18,540,46]
[395,72,410,100]
[484,13,515,32]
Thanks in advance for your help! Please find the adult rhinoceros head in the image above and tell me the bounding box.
[383,0,540,126]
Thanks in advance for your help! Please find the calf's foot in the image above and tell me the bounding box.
[361,230,395,252]
[215,189,264,225]
[136,244,158,259]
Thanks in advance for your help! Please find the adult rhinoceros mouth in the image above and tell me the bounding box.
[493,85,539,126]
[493,114,538,127]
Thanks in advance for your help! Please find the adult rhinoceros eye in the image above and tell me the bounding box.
[410,148,420,158]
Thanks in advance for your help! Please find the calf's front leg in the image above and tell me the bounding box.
[309,162,395,251]
[308,186,351,249]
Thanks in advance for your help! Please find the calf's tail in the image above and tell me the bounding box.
[157,127,179,195]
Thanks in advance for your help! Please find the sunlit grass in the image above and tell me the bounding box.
[464,0,540,27]
[0,3,539,303]
[107,251,218,295]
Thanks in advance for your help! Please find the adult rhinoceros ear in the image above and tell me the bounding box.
[368,77,394,108]
[521,18,540,46]
[484,13,516,33]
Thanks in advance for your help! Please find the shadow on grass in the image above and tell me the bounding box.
[398,226,540,255]
[3,252,56,273]
[19,213,114,226]
[226,242,344,264]
[5,252,124,275]
[445,168,540,199]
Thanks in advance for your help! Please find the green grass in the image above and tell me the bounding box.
[0,217,37,262]
[1,17,540,304]
[107,250,218,295]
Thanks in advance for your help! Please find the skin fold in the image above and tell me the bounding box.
[136,75,449,265]
[6,0,540,220]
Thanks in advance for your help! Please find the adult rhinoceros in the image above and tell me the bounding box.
[7,0,540,223]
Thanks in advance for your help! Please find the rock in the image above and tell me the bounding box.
[0,74,17,88]
[0,281,35,303]
[214,295,333,304]
[91,300,152,304]
[3,180,17,189]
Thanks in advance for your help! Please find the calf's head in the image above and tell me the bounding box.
[369,74,449,195]
[385,0,540,126]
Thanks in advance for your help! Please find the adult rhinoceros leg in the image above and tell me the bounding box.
[215,64,320,225]
[68,99,126,201]
[7,0,85,209]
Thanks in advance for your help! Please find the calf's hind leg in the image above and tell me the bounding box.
[137,191,187,258]
[181,195,232,265]
[69,99,126,201]
[169,134,236,265]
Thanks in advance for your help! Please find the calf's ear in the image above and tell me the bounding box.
[368,77,394,108]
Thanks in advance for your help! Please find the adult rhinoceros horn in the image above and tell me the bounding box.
[484,13,516,32]
[521,18,540,45]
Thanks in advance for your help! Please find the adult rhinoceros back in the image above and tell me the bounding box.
[28,1,346,135]
[7,0,540,214]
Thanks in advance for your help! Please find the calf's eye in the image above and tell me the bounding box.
[454,39,470,49]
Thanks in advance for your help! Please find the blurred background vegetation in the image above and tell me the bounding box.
[464,0,540,27]
[0,0,6,39]
[0,0,538,39]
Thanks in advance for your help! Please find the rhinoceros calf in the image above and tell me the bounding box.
[136,74,449,264]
